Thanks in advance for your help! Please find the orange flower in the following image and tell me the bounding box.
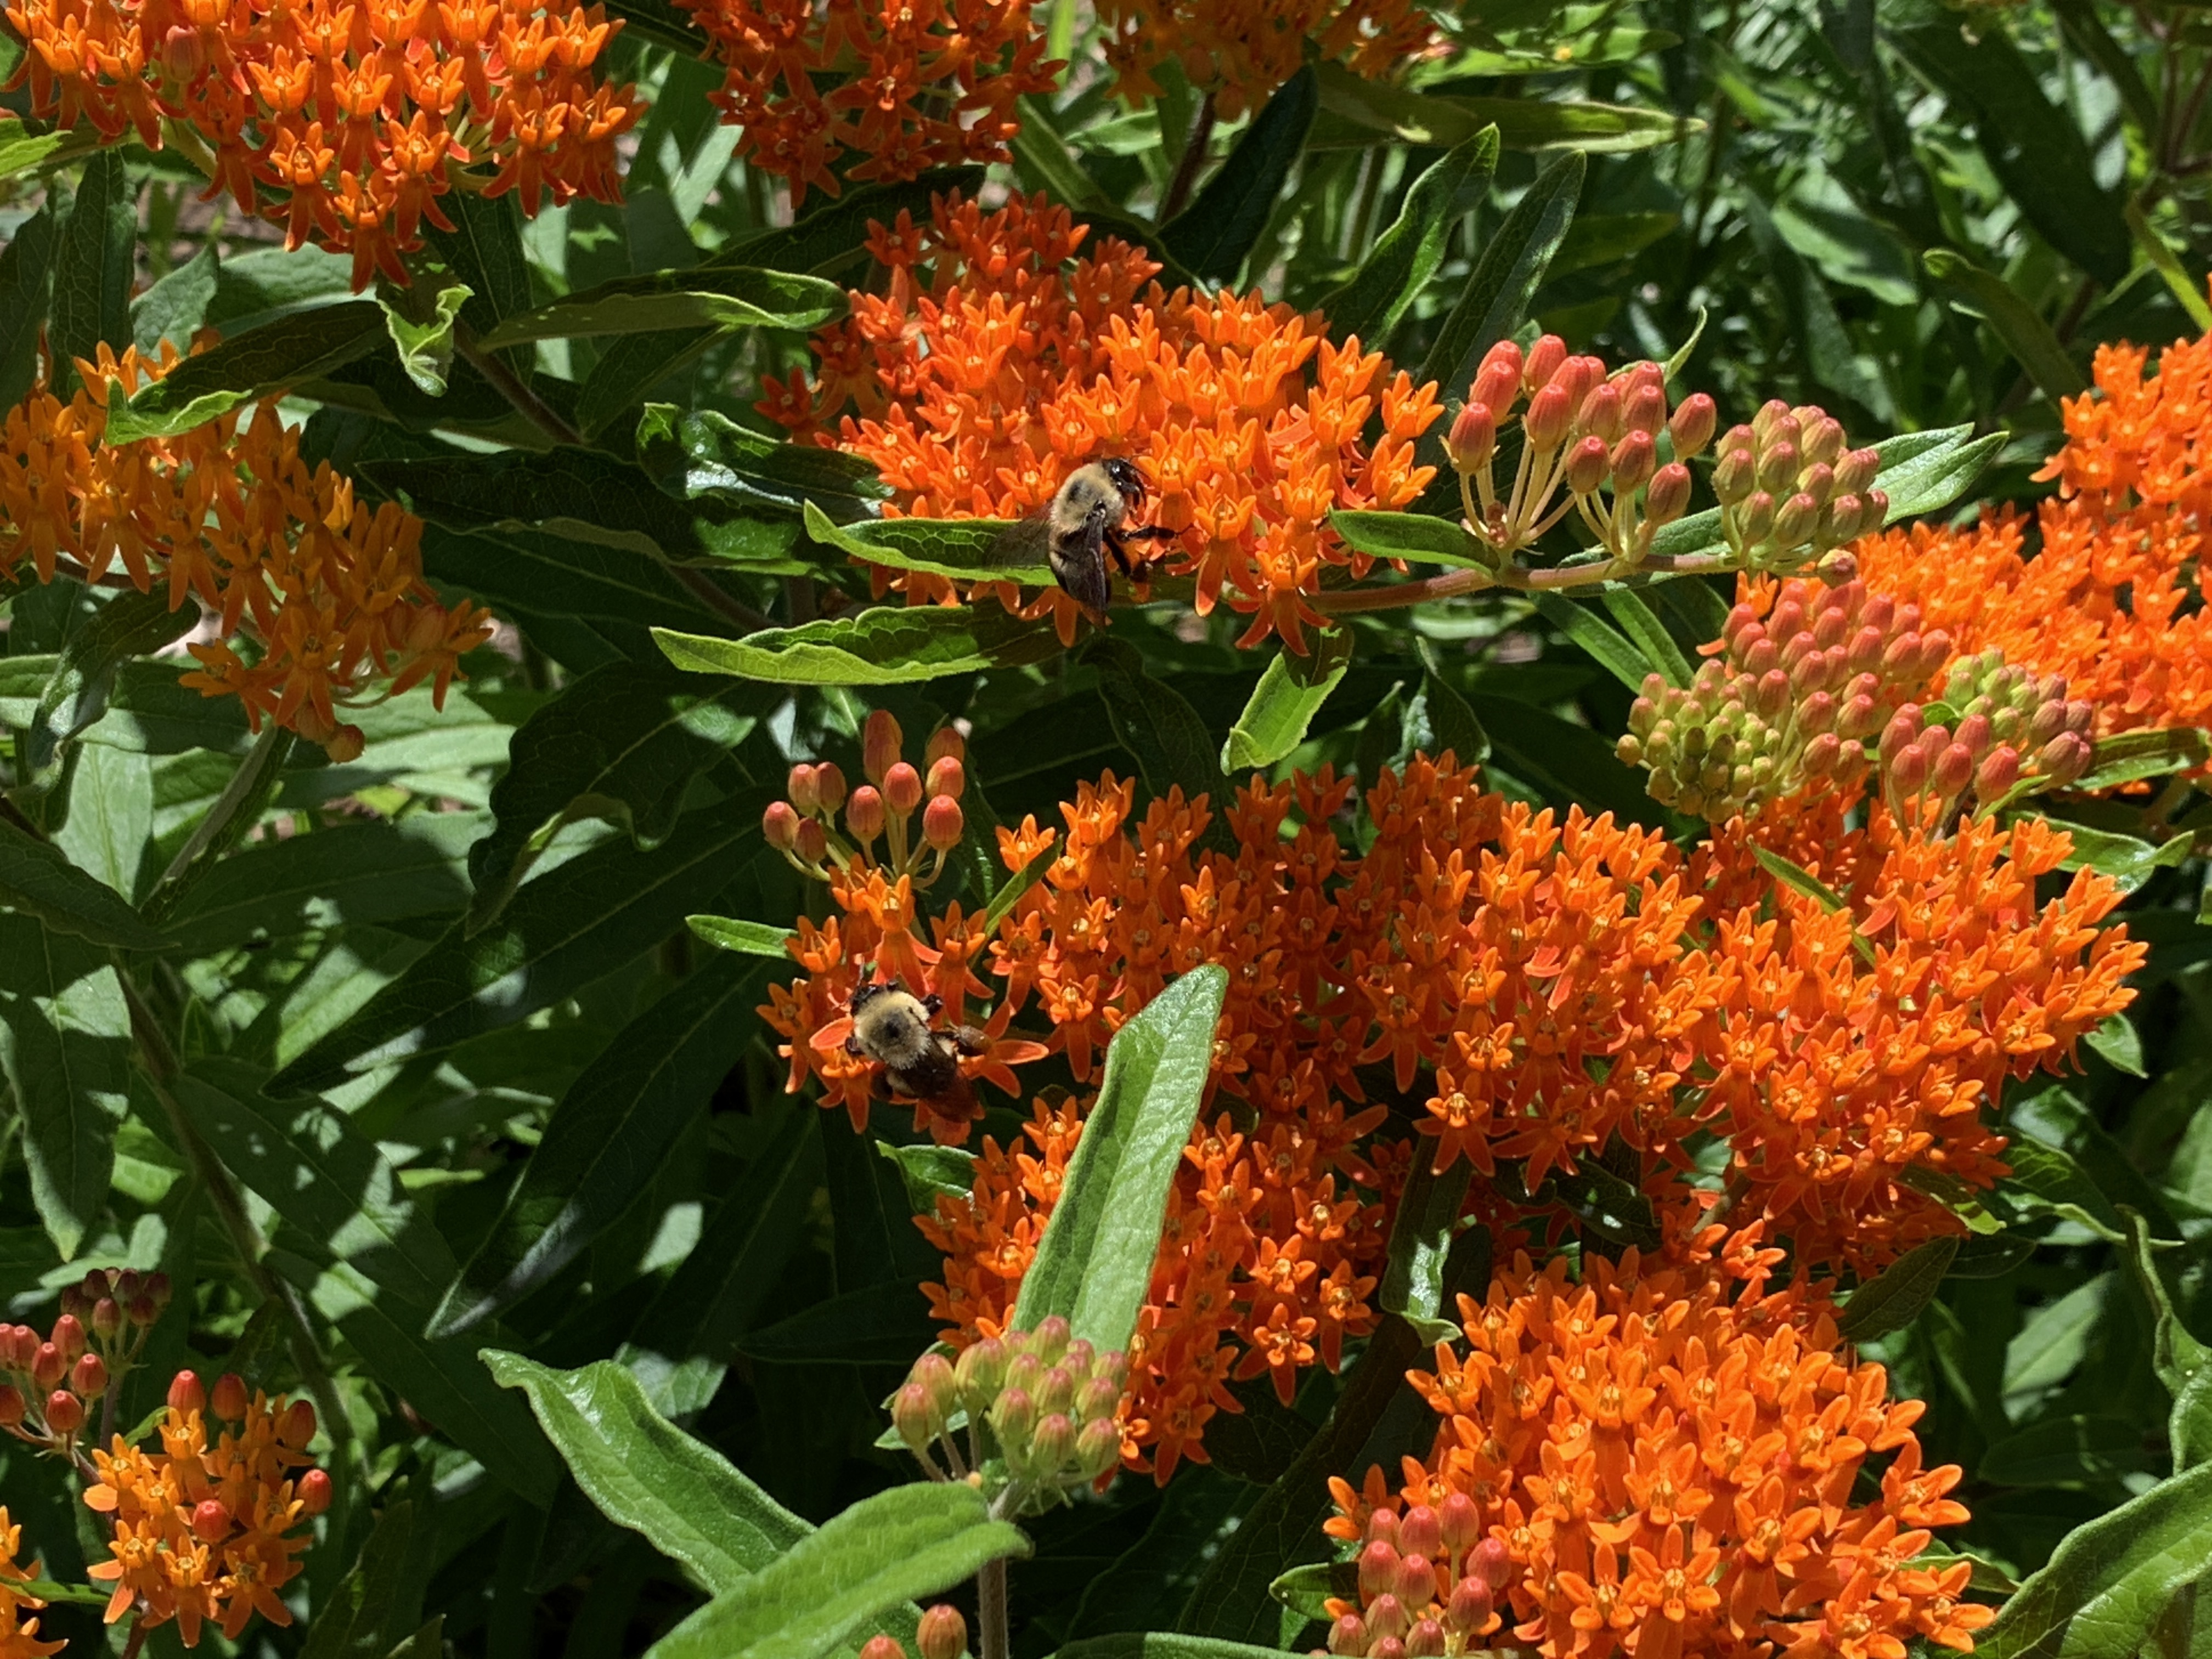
[1320,1244,1991,1659]
[3,0,637,285]
[83,1373,326,1649]
[0,1509,64,1659]
[672,0,1059,207]
[765,190,1443,652]
[0,341,493,758]
[1100,0,1443,119]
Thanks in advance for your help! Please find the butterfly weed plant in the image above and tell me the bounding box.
[3,1,2212,1657]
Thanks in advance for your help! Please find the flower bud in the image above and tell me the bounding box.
[787,763,821,813]
[91,1297,122,1341]
[1371,1640,1408,1659]
[1445,402,1497,473]
[1798,461,1835,509]
[1396,1552,1438,1609]
[1558,354,1605,411]
[211,1372,248,1421]
[71,1352,107,1400]
[1407,1619,1448,1657]
[923,795,964,853]
[1624,380,1668,437]
[1523,381,1571,452]
[1610,430,1656,493]
[894,1383,941,1454]
[814,761,848,814]
[861,1639,907,1659]
[764,800,801,851]
[1031,1410,1076,1471]
[168,1370,205,1414]
[1774,492,1819,548]
[298,1468,334,1515]
[52,1315,85,1363]
[1470,1536,1511,1589]
[1328,1614,1369,1656]
[990,1386,1035,1448]
[1712,447,1756,506]
[1803,413,1847,467]
[161,23,206,82]
[918,1604,968,1659]
[884,761,924,816]
[2039,731,2094,786]
[0,1386,22,1427]
[1077,1375,1120,1423]
[794,819,829,866]
[1976,745,2021,801]
[1564,435,1610,496]
[1669,392,1717,458]
[1522,334,1565,394]
[1359,1538,1402,1600]
[31,1344,63,1391]
[925,725,965,767]
[1398,1506,1442,1565]
[846,786,886,845]
[1737,492,1775,545]
[1757,442,1802,496]
[1447,1575,1494,1637]
[1863,488,1889,529]
[955,1337,1007,1413]
[927,755,965,801]
[863,710,904,785]
[279,1399,317,1450]
[1955,712,1993,757]
[326,725,366,765]
[1037,1365,1076,1419]
[1366,1592,1410,1642]
[1889,740,1930,798]
[191,1499,232,1542]
[1030,1316,1071,1365]
[1934,741,1976,799]
[44,1390,83,1436]
[1644,462,1691,526]
[1364,1508,1399,1549]
[1438,1491,1480,1557]
[1577,381,1624,444]
[1076,1415,1122,1478]
[1004,1351,1043,1398]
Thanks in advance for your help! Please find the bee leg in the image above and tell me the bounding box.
[951,1025,990,1056]
[844,1035,865,1059]
[1108,524,1177,582]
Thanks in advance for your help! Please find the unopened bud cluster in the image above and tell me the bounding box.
[1444,335,1711,564]
[1620,578,1951,820]
[1711,399,1888,571]
[1315,1498,1511,1657]
[893,1316,1128,1511]
[1878,648,2096,820]
[861,1604,970,1659]
[766,710,967,885]
[0,1268,172,1452]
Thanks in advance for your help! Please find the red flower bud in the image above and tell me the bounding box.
[1836,446,1881,495]
[862,709,904,785]
[1610,430,1656,493]
[814,762,848,814]
[1438,1491,1480,1556]
[1328,1614,1369,1656]
[1933,741,1976,799]
[0,1386,22,1427]
[1669,392,1717,459]
[2039,731,2094,786]
[1624,380,1668,437]
[884,760,924,815]
[926,755,965,800]
[1577,381,1624,444]
[298,1467,334,1515]
[1365,1592,1410,1643]
[1863,488,1889,529]
[91,1297,122,1341]
[1955,712,1994,756]
[846,785,886,845]
[794,819,829,865]
[1801,732,1842,776]
[1397,1504,1441,1562]
[1407,1618,1447,1657]
[1564,435,1610,496]
[168,1370,205,1414]
[1644,462,1691,526]
[1558,354,1605,411]
[1521,334,1565,394]
[860,1639,907,1659]
[1712,447,1756,506]
[1470,1536,1512,1589]
[1395,1552,1438,1608]
[1889,741,1931,798]
[787,763,820,814]
[31,1343,64,1391]
[1522,381,1571,452]
[211,1372,249,1421]
[44,1390,83,1436]
[763,800,801,851]
[281,1398,317,1447]
[1444,402,1497,473]
[52,1314,85,1363]
[925,725,965,767]
[161,23,205,82]
[923,796,963,853]
[1447,1575,1495,1637]
[1364,1508,1399,1549]
[70,1352,107,1400]
[1359,1538,1402,1600]
[918,1604,968,1659]
[1977,744,2022,801]
[191,1499,232,1542]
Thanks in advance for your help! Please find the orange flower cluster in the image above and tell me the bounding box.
[670,0,1058,207]
[0,342,493,758]
[763,189,1444,652]
[1325,1243,1991,1659]
[1098,0,1441,119]
[0,1510,62,1659]
[83,1371,329,1649]
[4,0,637,285]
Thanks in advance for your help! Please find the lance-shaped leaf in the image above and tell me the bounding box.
[104,301,389,442]
[654,606,1064,686]
[1161,66,1318,284]
[687,915,797,958]
[0,818,168,950]
[0,913,131,1258]
[0,200,59,410]
[2073,727,2212,793]
[271,793,768,1090]
[23,588,199,781]
[800,501,1046,584]
[1533,592,1664,695]
[132,245,219,354]
[1380,1156,1475,1345]
[1221,626,1355,772]
[1923,249,2086,403]
[0,117,67,181]
[2122,1209,2212,1473]
[1327,510,1491,570]
[737,1278,938,1365]
[1323,128,1499,348]
[1012,964,1228,1354]
[1836,1235,1957,1340]
[1314,61,1696,154]
[1089,638,1233,849]
[50,148,135,395]
[478,266,847,349]
[428,956,768,1339]
[640,408,889,525]
[1063,1639,1302,1659]
[465,661,761,932]
[643,1482,1028,1659]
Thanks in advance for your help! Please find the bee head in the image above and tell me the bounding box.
[1101,456,1150,507]
[849,975,902,1014]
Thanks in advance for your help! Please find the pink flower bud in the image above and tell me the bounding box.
[1031,1315,1071,1363]
[1644,462,1691,526]
[161,23,205,82]
[1741,636,1779,678]
[2039,731,2094,786]
[1624,380,1668,437]
[1712,445,1756,506]
[846,786,886,845]
[2065,698,2097,735]
[1447,1576,1494,1637]
[787,763,820,814]
[1833,443,1878,494]
[1977,745,2021,800]
[1364,1508,1399,1549]
[1446,403,1497,475]
[794,819,828,866]
[1470,1536,1511,1590]
[1565,435,1610,496]
[860,1639,906,1659]
[1669,392,1718,459]
[1863,488,1889,528]
[814,761,848,814]
[211,1372,248,1421]
[1799,461,1836,509]
[893,1382,940,1454]
[1801,732,1842,776]
[1522,334,1565,394]
[1438,1491,1481,1556]
[1031,1410,1076,1470]
[1328,1614,1369,1656]
[1372,1641,1408,1659]
[91,1297,122,1341]
[764,801,800,851]
[1889,741,1930,798]
[862,709,904,785]
[1610,429,1656,493]
[1396,1552,1438,1609]
[1365,1593,1410,1643]
[919,1604,968,1659]
[1736,491,1775,544]
[70,1352,106,1400]
[44,1390,83,1436]
[884,760,924,815]
[1398,1505,1442,1562]
[1955,712,1993,756]
[1933,741,1976,799]
[1577,381,1624,444]
[1757,670,1795,719]
[1407,1620,1447,1657]
[1359,1539,1402,1600]
[52,1315,84,1363]
[1523,381,1571,451]
[298,1468,333,1515]
[31,1344,63,1391]
[1825,494,1866,544]
[1804,413,1847,467]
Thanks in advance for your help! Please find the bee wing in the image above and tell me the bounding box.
[986,514,1054,569]
[1052,512,1113,618]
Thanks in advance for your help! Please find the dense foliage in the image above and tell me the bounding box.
[4,2,2212,1657]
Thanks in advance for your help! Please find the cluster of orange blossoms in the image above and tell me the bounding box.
[672,0,1058,207]
[0,342,492,758]
[84,1371,329,1649]
[0,1510,61,1659]
[765,735,2140,1472]
[4,0,638,285]
[1097,0,1441,118]
[763,189,1444,652]
[1324,1242,1990,1659]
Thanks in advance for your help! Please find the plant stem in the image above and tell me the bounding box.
[1311,548,1734,614]
[1160,92,1216,222]
[976,1556,1011,1659]
[453,322,585,449]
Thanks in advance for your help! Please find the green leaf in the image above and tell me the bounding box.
[1221,627,1355,772]
[1980,1415,2153,1489]
[271,793,767,1090]
[1012,964,1229,1353]
[159,813,481,953]
[422,188,534,336]
[981,842,1058,932]
[2121,1209,2212,1473]
[1380,1155,1473,1345]
[2086,1013,2147,1078]
[1322,128,1499,347]
[2021,816,2196,896]
[132,245,219,354]
[1061,1638,1295,1659]
[1598,589,1694,687]
[0,913,130,1258]
[1837,1235,1957,1340]
[654,606,1063,686]
[0,817,168,950]
[1466,692,1664,828]
[478,266,847,349]
[878,1141,974,1215]
[74,660,255,757]
[1161,65,1318,283]
[2074,728,2212,793]
[687,915,796,959]
[0,117,66,180]
[1089,639,1234,847]
[1533,592,1662,695]
[800,501,1047,585]
[1897,1163,2011,1235]
[640,409,889,525]
[1314,63,1695,154]
[644,1483,1028,1659]
[1417,148,1585,398]
[376,274,472,397]
[1011,93,1114,211]
[1749,844,1851,915]
[2127,200,2212,332]
[0,200,59,410]
[55,743,151,901]
[297,1500,418,1659]
[1267,1560,1355,1623]
[486,1351,812,1594]
[49,149,136,396]
[104,301,389,443]
[22,587,198,781]
[1412,643,1491,768]
[1923,249,2087,403]
[428,956,770,1339]
[1326,510,1491,569]
[737,1278,938,1365]
[466,661,760,932]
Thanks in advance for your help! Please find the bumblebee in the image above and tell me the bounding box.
[844,979,988,1115]
[996,458,1176,623]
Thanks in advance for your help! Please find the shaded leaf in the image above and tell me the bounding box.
[22,588,198,782]
[655,607,1064,686]
[0,817,168,950]
[132,245,219,354]
[105,301,390,442]
[1314,62,1696,154]
[0,200,59,410]
[297,1501,417,1659]
[49,149,136,396]
[1417,149,1585,396]
[801,501,1047,585]
[640,409,889,525]
[1161,66,1318,283]
[160,813,481,953]
[1923,249,2086,402]
[2074,728,2212,793]
[376,274,471,397]
[1090,639,1233,844]
[1322,128,1499,347]
[1837,1235,1957,1340]
[1533,592,1661,695]
[0,913,130,1257]
[478,266,847,348]
[737,1278,938,1365]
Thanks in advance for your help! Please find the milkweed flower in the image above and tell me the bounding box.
[3,0,639,287]
[764,190,1444,652]
[83,1372,328,1649]
[1099,0,1442,119]
[0,1509,64,1659]
[671,0,1059,207]
[1323,1243,1991,1659]
[0,341,494,759]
